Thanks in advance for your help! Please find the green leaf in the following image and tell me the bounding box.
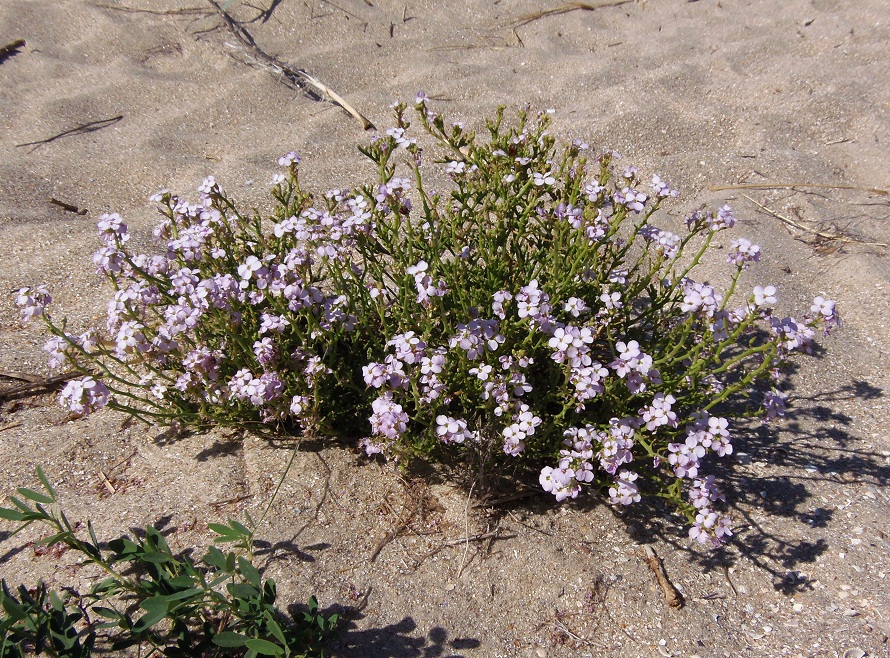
[168,575,196,589]
[132,600,167,633]
[212,631,249,648]
[48,590,64,612]
[90,578,120,596]
[237,556,261,588]
[87,521,101,552]
[145,527,171,554]
[245,638,285,656]
[228,583,259,600]
[92,606,122,620]
[203,546,227,571]
[159,587,203,603]
[227,518,251,536]
[0,508,26,521]
[264,615,287,646]
[36,467,56,500]
[138,551,171,564]
[208,523,240,541]
[8,497,34,513]
[15,488,54,505]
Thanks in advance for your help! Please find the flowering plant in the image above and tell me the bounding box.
[17,99,838,545]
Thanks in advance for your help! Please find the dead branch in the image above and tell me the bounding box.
[741,194,888,247]
[510,1,634,28]
[416,528,516,563]
[16,115,123,150]
[640,545,684,608]
[368,499,415,562]
[0,371,44,384]
[93,3,212,16]
[712,182,888,197]
[208,0,375,130]
[0,371,82,401]
[98,469,117,495]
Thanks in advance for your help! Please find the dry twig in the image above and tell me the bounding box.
[209,0,375,130]
[0,371,82,401]
[712,182,888,197]
[640,545,684,608]
[93,3,212,16]
[16,116,123,151]
[209,493,254,508]
[741,194,888,247]
[416,528,516,564]
[0,371,43,384]
[510,0,634,28]
[98,470,117,495]
[0,422,22,433]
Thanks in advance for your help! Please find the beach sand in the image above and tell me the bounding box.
[1,1,889,655]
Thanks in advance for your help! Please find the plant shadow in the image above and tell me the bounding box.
[306,602,481,658]
[607,377,888,582]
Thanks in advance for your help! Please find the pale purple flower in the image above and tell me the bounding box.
[668,442,700,479]
[727,238,761,268]
[600,291,622,310]
[197,175,220,196]
[259,313,290,335]
[290,395,308,416]
[689,509,733,546]
[608,470,641,505]
[564,297,587,317]
[688,475,725,509]
[59,376,110,416]
[650,175,679,199]
[369,394,409,440]
[278,151,301,167]
[43,336,68,369]
[752,285,777,308]
[533,171,556,187]
[386,127,416,149]
[387,331,427,364]
[492,290,512,319]
[770,316,815,354]
[763,389,788,421]
[516,280,548,319]
[640,393,678,431]
[15,286,52,324]
[540,466,580,502]
[811,296,840,333]
[638,225,680,258]
[710,204,735,231]
[436,415,472,444]
[92,246,125,274]
[97,213,129,245]
[570,362,609,406]
[615,187,647,213]
[115,321,149,357]
[584,182,606,201]
[681,280,723,318]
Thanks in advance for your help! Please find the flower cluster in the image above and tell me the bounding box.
[18,101,839,546]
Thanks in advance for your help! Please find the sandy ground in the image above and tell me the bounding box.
[1,0,889,656]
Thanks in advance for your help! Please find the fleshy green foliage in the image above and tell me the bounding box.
[0,469,337,657]
[20,101,838,544]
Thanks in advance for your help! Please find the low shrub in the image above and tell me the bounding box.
[16,98,838,545]
[0,468,337,657]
